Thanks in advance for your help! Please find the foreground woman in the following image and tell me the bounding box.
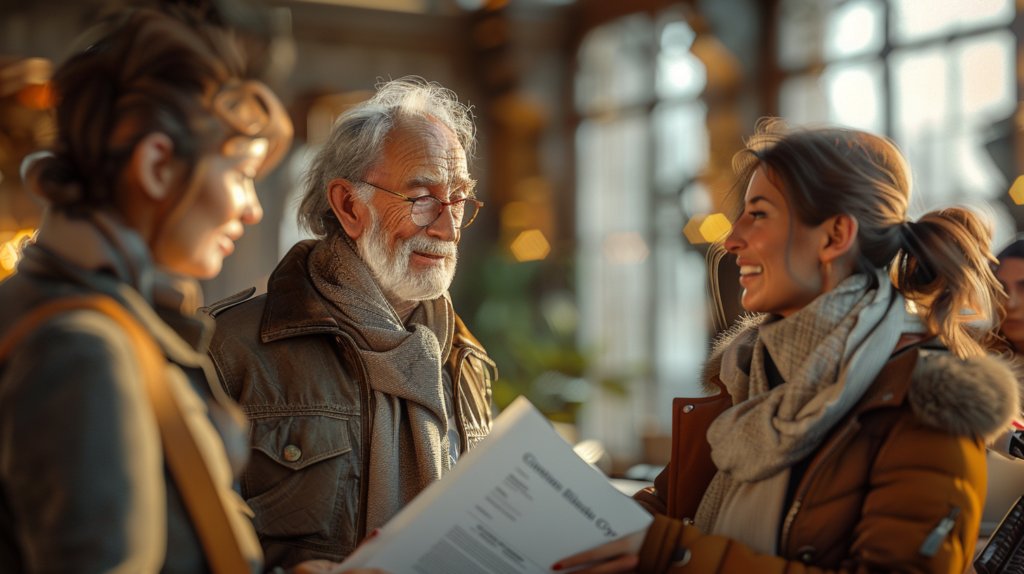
[0,8,383,574]
[558,121,1018,574]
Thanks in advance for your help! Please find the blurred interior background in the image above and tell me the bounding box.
[2,0,1022,479]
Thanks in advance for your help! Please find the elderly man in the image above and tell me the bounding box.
[204,77,496,568]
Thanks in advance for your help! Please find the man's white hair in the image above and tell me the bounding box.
[298,76,476,238]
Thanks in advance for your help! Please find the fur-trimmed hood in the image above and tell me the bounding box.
[702,315,1021,444]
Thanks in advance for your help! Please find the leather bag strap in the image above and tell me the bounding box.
[0,294,250,574]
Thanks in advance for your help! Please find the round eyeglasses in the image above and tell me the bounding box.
[360,180,483,229]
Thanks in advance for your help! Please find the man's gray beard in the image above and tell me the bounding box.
[355,209,458,302]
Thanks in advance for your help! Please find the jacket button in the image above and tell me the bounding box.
[284,444,302,462]
[682,405,695,413]
[797,545,816,564]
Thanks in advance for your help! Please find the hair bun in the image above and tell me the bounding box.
[24,152,84,205]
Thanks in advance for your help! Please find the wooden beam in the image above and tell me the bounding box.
[278,0,469,53]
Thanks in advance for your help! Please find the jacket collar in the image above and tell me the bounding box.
[261,239,341,343]
[33,209,156,302]
[851,335,926,413]
[20,229,214,369]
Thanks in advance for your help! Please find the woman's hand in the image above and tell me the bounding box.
[551,528,648,574]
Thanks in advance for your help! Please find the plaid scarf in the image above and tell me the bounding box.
[695,271,917,553]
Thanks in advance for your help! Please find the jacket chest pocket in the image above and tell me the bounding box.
[243,414,356,539]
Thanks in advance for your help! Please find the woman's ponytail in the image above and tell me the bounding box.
[890,207,1007,358]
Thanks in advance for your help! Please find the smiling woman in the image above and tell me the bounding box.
[555,119,1019,574]
[723,119,1006,358]
[726,168,836,317]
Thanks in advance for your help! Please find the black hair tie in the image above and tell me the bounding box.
[898,221,937,284]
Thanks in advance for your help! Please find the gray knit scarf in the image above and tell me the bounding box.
[694,271,919,553]
[308,236,455,533]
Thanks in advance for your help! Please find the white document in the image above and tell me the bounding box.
[340,396,654,573]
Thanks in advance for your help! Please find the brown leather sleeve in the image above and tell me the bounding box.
[638,520,803,574]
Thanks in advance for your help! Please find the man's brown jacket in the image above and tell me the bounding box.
[205,240,496,568]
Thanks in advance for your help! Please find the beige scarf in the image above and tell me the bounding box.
[308,236,455,533]
[694,271,919,553]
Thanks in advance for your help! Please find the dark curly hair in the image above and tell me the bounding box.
[35,7,248,211]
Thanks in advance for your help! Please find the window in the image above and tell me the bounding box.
[575,9,710,458]
[777,0,1017,228]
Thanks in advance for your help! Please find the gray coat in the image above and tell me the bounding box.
[0,221,260,574]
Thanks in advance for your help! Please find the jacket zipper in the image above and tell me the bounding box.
[779,501,802,549]
[779,421,860,552]
[919,506,959,557]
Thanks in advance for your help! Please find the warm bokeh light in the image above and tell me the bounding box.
[1010,175,1024,205]
[15,81,56,110]
[297,0,427,13]
[683,214,708,244]
[510,229,551,262]
[602,231,648,264]
[699,213,731,242]
[250,138,269,157]
[0,230,36,276]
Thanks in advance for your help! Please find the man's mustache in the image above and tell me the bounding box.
[404,236,457,258]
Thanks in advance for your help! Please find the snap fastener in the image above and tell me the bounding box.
[284,444,302,462]
[669,547,691,567]
[682,405,695,413]
[797,545,817,564]
[882,392,894,402]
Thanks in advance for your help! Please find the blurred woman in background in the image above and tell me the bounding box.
[996,239,1024,355]
[557,120,1019,574]
[975,238,1024,563]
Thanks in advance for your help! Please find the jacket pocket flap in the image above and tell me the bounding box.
[250,414,352,471]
